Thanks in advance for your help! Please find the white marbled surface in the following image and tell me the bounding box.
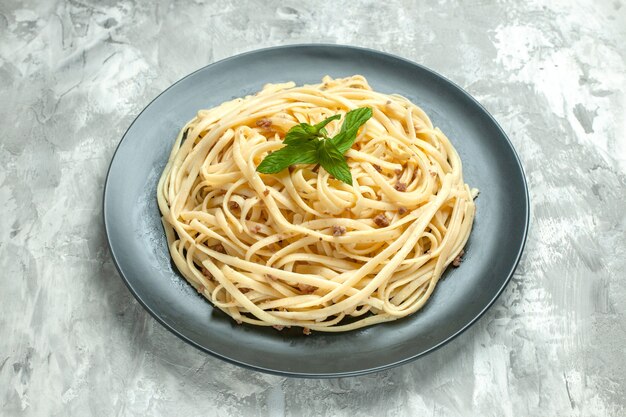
[1,0,625,416]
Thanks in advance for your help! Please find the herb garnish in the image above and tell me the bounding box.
[256,107,372,185]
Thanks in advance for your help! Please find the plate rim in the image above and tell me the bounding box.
[103,43,530,378]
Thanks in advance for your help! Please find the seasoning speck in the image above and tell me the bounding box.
[452,249,465,267]
[332,225,346,236]
[256,118,272,128]
[298,283,316,294]
[374,214,390,227]
[394,182,407,192]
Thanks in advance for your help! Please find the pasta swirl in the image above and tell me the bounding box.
[157,75,476,332]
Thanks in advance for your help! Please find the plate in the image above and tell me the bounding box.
[103,44,529,377]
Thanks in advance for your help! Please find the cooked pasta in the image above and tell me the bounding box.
[157,75,476,333]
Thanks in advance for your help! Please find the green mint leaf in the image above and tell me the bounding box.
[257,141,318,174]
[313,114,341,131]
[317,140,352,185]
[283,114,341,145]
[257,107,370,181]
[339,107,373,135]
[330,107,372,153]
[283,123,318,145]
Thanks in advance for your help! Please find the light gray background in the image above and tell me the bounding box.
[1,0,625,416]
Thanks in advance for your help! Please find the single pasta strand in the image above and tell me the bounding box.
[157,75,476,332]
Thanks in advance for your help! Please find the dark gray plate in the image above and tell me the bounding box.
[104,44,529,378]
